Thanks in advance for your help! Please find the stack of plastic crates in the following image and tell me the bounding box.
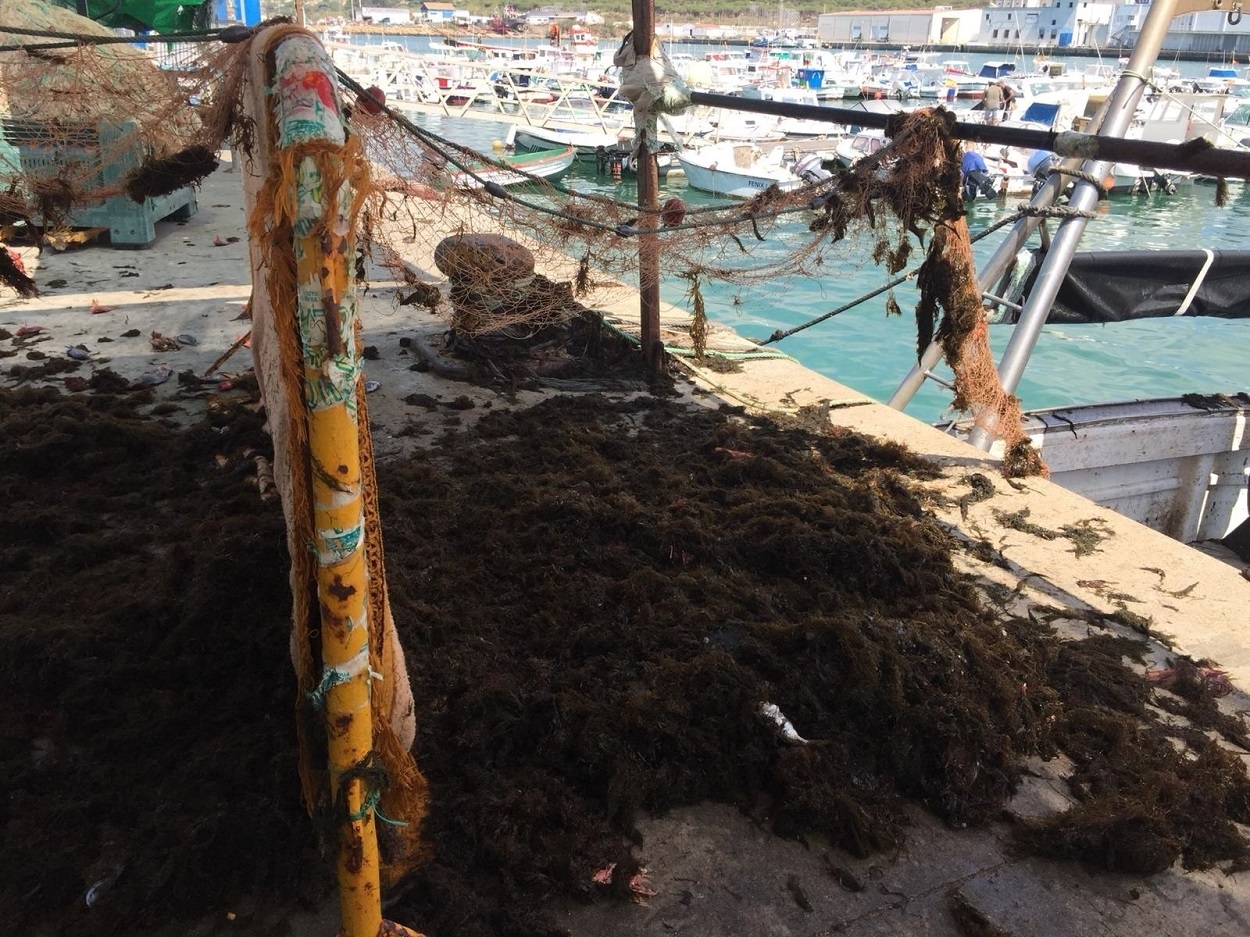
[0,117,197,247]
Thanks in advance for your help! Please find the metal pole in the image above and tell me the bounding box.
[687,90,1250,179]
[887,97,1119,410]
[968,0,1195,450]
[631,0,663,378]
[245,28,428,937]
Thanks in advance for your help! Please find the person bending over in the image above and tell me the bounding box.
[961,145,998,201]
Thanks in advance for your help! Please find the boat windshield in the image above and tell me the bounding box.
[1225,103,1250,127]
[1019,102,1061,127]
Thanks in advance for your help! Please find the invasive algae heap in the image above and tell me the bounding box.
[1,384,1248,937]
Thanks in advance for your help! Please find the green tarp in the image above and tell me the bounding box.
[49,0,210,35]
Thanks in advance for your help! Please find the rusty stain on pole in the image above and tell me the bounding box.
[631,0,663,379]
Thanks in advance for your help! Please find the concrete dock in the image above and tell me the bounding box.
[3,159,1248,936]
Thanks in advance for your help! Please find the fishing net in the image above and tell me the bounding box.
[0,0,202,234]
[0,13,1046,874]
[0,9,1040,471]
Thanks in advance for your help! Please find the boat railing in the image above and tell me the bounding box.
[335,45,631,134]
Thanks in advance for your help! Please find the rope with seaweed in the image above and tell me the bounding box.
[0,23,1044,471]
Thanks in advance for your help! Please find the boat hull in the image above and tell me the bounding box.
[675,152,802,198]
[512,125,620,161]
[454,145,576,188]
[1019,396,1250,544]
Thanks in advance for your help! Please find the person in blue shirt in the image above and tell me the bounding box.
[961,144,998,201]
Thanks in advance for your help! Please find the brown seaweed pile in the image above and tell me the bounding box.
[1,386,1247,937]
[0,387,324,934]
[1019,635,1250,874]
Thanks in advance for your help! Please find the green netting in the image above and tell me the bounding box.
[47,0,209,35]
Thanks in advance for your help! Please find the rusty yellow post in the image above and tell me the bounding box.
[245,25,427,937]
[265,32,382,937]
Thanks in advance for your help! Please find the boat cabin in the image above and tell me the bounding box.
[978,61,1016,79]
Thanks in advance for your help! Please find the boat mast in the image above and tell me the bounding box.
[887,0,1237,445]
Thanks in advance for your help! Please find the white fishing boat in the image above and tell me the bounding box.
[1103,91,1228,193]
[508,123,623,161]
[707,110,785,143]
[834,129,887,168]
[753,87,841,139]
[451,144,576,189]
[991,395,1250,546]
[674,142,816,198]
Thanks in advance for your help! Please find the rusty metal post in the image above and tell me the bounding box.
[241,25,428,937]
[631,0,663,379]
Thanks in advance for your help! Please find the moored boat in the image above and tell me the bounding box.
[674,141,815,198]
[451,144,576,188]
[972,395,1250,545]
[509,123,623,161]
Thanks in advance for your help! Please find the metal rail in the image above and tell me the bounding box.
[688,89,1250,180]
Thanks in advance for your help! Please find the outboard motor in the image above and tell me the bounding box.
[793,153,832,184]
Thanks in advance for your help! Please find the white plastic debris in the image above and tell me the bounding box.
[759,702,812,745]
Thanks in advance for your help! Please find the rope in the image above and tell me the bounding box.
[1042,166,1110,197]
[304,663,349,710]
[759,204,1063,345]
[761,271,917,345]
[0,24,253,54]
[600,316,797,361]
[1018,204,1096,219]
[333,752,409,828]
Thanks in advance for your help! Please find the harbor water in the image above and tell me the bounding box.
[363,37,1250,421]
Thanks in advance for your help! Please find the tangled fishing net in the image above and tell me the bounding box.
[7,16,1250,936]
[0,6,1040,466]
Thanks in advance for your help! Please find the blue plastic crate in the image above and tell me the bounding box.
[0,119,197,247]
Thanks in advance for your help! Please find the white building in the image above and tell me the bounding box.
[658,22,695,40]
[817,8,982,46]
[978,0,1115,48]
[691,22,732,40]
[1113,4,1250,54]
[420,2,456,23]
[359,5,413,25]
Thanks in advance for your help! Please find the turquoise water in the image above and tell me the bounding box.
[376,41,1250,421]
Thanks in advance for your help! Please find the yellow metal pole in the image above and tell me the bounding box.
[248,27,428,937]
[265,31,382,937]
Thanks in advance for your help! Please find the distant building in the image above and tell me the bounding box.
[421,2,456,23]
[978,0,1114,48]
[658,22,695,40]
[691,22,730,40]
[359,5,413,25]
[1114,4,1250,54]
[817,8,981,45]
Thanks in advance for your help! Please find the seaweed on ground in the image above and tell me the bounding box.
[2,387,1248,937]
[1016,634,1250,874]
[0,387,326,935]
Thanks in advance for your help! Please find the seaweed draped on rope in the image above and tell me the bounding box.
[807,107,1041,473]
[0,8,1042,471]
